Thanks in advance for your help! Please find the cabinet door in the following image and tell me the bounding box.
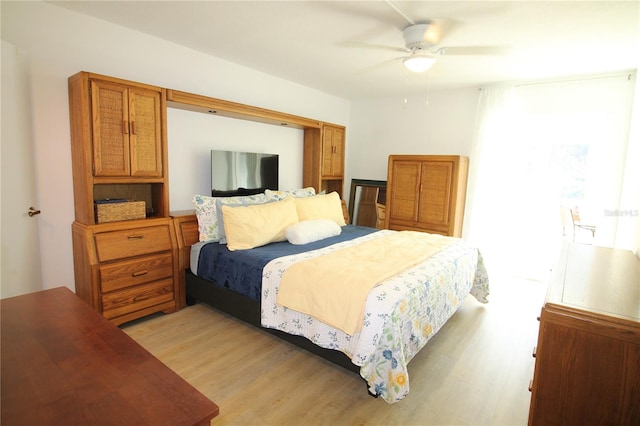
[91,80,130,177]
[330,126,344,177]
[388,160,421,222]
[128,88,163,177]
[91,81,162,178]
[321,125,344,177]
[417,161,453,227]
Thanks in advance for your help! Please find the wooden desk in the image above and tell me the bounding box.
[1,287,219,425]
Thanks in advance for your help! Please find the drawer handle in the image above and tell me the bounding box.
[528,380,533,392]
[127,235,144,240]
[133,294,149,302]
[532,346,537,358]
[132,270,148,277]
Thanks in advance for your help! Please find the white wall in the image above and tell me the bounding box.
[1,1,349,294]
[167,109,304,210]
[347,88,480,197]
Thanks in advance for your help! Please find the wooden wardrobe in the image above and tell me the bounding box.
[385,155,469,237]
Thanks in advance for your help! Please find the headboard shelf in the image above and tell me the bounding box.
[166,89,321,130]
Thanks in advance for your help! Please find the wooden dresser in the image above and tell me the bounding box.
[385,155,468,237]
[528,243,640,425]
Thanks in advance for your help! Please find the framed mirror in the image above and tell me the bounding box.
[348,179,387,228]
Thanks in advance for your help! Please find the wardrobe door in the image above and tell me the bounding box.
[387,159,421,223]
[418,160,454,229]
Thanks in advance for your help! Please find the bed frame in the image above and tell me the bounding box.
[186,271,360,373]
[172,211,360,375]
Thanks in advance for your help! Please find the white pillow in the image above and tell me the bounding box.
[285,219,341,245]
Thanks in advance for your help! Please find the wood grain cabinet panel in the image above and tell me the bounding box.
[100,253,173,292]
[385,155,468,237]
[303,123,346,198]
[528,243,640,426]
[72,218,179,326]
[91,79,162,178]
[321,124,344,178]
[95,225,173,262]
[101,278,175,320]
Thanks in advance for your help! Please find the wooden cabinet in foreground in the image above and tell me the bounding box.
[68,72,177,324]
[528,243,640,425]
[385,155,468,237]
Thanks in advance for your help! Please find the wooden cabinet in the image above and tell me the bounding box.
[385,155,468,237]
[72,219,178,326]
[528,243,640,426]
[69,72,177,324]
[321,124,344,178]
[303,123,345,198]
[90,79,163,178]
[69,71,170,225]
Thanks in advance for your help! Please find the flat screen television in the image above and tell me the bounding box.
[211,150,279,197]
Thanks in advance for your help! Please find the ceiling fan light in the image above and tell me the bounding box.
[403,55,436,73]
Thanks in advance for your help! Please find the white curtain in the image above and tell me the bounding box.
[464,73,637,281]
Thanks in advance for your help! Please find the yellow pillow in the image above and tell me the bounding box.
[221,197,299,251]
[293,191,346,226]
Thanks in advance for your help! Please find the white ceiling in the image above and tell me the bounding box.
[50,1,640,99]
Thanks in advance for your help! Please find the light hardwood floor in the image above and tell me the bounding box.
[122,275,547,425]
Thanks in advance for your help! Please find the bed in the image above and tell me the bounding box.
[182,189,490,403]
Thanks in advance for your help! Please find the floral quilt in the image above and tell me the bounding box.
[261,230,490,403]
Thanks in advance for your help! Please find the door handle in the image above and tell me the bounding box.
[28,207,41,217]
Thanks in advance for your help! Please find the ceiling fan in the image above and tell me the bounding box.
[349,1,509,73]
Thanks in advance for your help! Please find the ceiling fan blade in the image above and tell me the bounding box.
[342,40,409,53]
[356,56,405,74]
[385,0,415,26]
[435,45,512,56]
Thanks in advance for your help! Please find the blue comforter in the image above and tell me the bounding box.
[197,225,379,301]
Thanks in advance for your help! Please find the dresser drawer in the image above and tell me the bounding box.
[101,278,174,320]
[95,225,172,262]
[100,253,173,293]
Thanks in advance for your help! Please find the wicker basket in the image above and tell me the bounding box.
[95,200,146,223]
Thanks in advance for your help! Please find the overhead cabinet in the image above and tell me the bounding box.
[90,80,163,177]
[304,123,346,198]
[385,155,468,237]
[321,124,345,178]
[68,72,170,224]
